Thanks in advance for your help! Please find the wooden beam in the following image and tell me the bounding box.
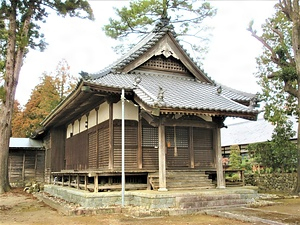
[163,118,217,129]
[140,110,159,127]
[158,117,168,191]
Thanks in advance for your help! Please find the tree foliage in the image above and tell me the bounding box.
[11,59,78,138]
[248,120,297,172]
[54,59,78,101]
[0,0,93,194]
[248,7,295,124]
[103,0,216,59]
[248,1,300,194]
[229,145,242,170]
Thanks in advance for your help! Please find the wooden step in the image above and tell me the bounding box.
[148,171,215,190]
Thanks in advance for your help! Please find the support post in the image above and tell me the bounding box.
[108,103,114,169]
[214,128,225,188]
[121,89,125,206]
[158,117,168,191]
[137,113,143,169]
[94,175,99,193]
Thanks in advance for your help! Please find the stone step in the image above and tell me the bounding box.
[178,198,249,209]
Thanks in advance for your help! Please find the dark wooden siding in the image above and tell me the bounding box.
[113,120,138,169]
[65,121,110,170]
[193,127,214,168]
[65,130,88,170]
[88,129,97,169]
[8,149,45,186]
[98,125,109,168]
[50,127,66,172]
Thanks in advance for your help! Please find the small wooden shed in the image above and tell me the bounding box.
[39,21,259,191]
[8,138,45,186]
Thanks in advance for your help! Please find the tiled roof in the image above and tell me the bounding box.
[87,71,257,115]
[88,23,213,83]
[216,84,256,102]
[89,26,169,78]
[221,115,297,146]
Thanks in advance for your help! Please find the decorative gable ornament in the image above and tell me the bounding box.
[154,42,179,59]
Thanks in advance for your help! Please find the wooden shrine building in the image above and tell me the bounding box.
[39,21,259,192]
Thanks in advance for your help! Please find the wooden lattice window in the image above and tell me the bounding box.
[142,127,158,147]
[140,55,189,74]
[166,126,189,148]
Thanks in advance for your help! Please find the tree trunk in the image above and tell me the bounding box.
[0,1,17,194]
[0,1,32,194]
[296,98,300,193]
[292,0,300,194]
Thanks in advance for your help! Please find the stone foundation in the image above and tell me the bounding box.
[44,185,258,213]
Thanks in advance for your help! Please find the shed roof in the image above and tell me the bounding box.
[9,138,43,149]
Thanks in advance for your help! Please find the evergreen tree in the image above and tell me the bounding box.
[229,145,242,170]
[0,0,93,193]
[103,0,216,59]
[248,120,297,172]
[248,1,300,194]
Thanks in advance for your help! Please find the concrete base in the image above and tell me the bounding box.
[44,185,258,214]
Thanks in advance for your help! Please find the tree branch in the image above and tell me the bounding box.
[271,26,294,64]
[247,26,281,65]
[284,81,298,97]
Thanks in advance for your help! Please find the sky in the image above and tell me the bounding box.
[16,0,277,107]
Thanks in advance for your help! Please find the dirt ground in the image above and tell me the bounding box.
[0,188,256,225]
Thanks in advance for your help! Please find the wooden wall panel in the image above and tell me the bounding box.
[166,127,189,168]
[98,126,109,168]
[50,127,66,172]
[88,130,97,169]
[65,130,88,170]
[193,127,214,168]
[8,151,23,183]
[142,124,159,169]
[8,149,45,185]
[142,147,159,169]
[166,147,189,168]
[113,121,138,169]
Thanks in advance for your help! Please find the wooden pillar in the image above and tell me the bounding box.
[22,151,25,181]
[189,127,194,168]
[158,117,168,191]
[137,114,143,169]
[76,174,79,189]
[84,175,88,191]
[214,128,225,188]
[108,103,114,169]
[94,175,99,193]
[95,108,99,168]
